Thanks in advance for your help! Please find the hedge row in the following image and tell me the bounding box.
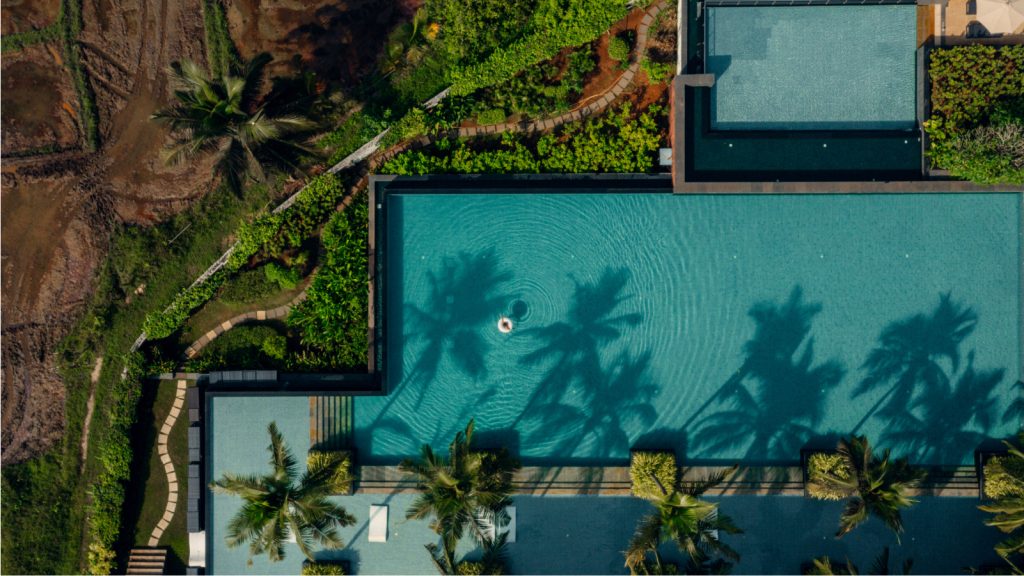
[85,353,145,574]
[448,0,626,95]
[141,173,346,341]
[61,0,100,150]
[201,0,237,77]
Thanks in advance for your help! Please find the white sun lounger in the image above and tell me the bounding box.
[369,505,388,543]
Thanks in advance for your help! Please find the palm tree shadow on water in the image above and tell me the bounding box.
[401,248,513,407]
[691,286,846,464]
[514,268,657,488]
[855,293,1007,463]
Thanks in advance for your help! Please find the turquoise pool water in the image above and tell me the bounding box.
[706,6,918,131]
[360,192,1022,466]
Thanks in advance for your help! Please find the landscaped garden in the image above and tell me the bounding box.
[924,45,1024,185]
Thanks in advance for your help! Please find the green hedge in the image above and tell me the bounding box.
[448,0,625,95]
[287,194,369,370]
[381,103,664,175]
[630,451,677,499]
[85,353,144,574]
[201,0,237,77]
[985,455,1024,499]
[141,270,227,340]
[805,453,851,501]
[302,561,346,575]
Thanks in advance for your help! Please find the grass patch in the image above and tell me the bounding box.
[201,0,237,77]
[1,23,60,53]
[60,0,99,150]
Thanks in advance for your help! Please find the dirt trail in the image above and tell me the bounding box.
[1,0,209,464]
[79,357,103,472]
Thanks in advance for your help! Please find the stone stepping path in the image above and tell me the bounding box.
[148,379,187,546]
[183,291,307,360]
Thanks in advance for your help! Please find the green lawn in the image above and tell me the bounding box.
[120,379,189,573]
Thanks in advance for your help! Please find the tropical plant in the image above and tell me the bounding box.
[805,547,912,575]
[980,435,1024,573]
[400,419,520,573]
[301,561,346,575]
[631,452,678,500]
[151,53,318,192]
[624,466,742,574]
[209,422,356,563]
[806,436,924,540]
[608,35,631,63]
[806,453,852,501]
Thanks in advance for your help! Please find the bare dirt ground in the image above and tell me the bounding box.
[224,0,412,84]
[1,0,210,464]
[1,0,61,34]
[1,46,81,155]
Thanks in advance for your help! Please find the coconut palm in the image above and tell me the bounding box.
[624,467,742,575]
[151,53,318,192]
[400,419,520,571]
[209,422,356,563]
[808,436,924,540]
[805,547,912,575]
[979,435,1024,573]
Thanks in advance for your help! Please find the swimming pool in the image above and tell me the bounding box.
[705,5,918,131]
[363,190,1022,466]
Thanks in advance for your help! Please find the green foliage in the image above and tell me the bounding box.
[184,325,288,372]
[806,453,852,501]
[456,561,486,575]
[307,451,354,494]
[448,0,626,95]
[1,24,60,52]
[641,54,674,84]
[85,353,145,570]
[320,111,390,166]
[926,45,1024,138]
[986,455,1024,500]
[87,543,116,576]
[142,271,226,340]
[608,35,630,63]
[287,194,369,370]
[477,109,508,125]
[381,107,430,148]
[61,0,99,150]
[924,45,1024,183]
[264,261,301,290]
[302,561,347,575]
[630,452,677,499]
[202,0,237,77]
[218,267,282,305]
[427,0,536,66]
[382,103,664,175]
[933,123,1024,185]
[478,47,596,118]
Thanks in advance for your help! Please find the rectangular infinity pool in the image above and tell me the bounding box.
[363,191,1022,466]
[706,5,918,130]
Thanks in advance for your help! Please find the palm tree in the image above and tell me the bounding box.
[624,467,742,575]
[209,422,356,563]
[151,53,318,192]
[807,436,924,540]
[805,547,912,575]
[979,435,1024,573]
[400,419,520,572]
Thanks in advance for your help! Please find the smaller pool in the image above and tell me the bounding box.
[706,5,918,131]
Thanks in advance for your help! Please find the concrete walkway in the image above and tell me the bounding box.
[148,379,187,546]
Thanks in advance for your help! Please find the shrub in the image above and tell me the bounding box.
[456,561,486,575]
[264,261,301,290]
[642,55,674,83]
[141,271,226,340]
[302,561,346,575]
[307,450,353,494]
[184,325,288,372]
[985,455,1024,499]
[87,543,116,576]
[287,194,369,370]
[806,453,852,501]
[926,45,1024,138]
[934,123,1024,185]
[630,451,677,499]
[608,36,630,63]
[218,268,281,305]
[381,103,664,176]
[448,0,626,95]
[477,109,507,125]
